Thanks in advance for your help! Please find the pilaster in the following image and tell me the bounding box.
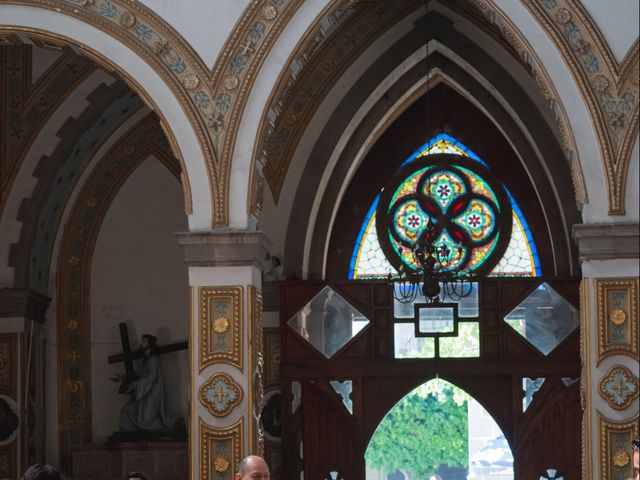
[574,223,639,480]
[178,230,270,480]
[0,288,50,478]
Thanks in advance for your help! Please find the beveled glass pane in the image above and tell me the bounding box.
[287,286,369,358]
[440,322,480,358]
[418,307,454,333]
[393,282,479,318]
[504,283,578,356]
[394,323,435,359]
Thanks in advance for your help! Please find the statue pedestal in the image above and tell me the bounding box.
[70,442,188,480]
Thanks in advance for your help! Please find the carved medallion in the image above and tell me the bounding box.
[598,365,639,409]
[119,11,136,28]
[214,456,230,472]
[200,373,243,417]
[182,73,200,90]
[213,316,230,334]
[612,451,630,467]
[609,308,627,326]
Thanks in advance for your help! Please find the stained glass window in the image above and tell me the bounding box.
[349,134,541,279]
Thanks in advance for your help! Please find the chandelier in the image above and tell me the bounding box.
[388,216,476,304]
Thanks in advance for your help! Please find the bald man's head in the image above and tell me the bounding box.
[235,455,270,480]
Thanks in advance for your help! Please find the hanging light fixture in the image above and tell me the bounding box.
[388,214,476,304]
[387,166,477,304]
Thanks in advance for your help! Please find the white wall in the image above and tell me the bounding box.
[90,156,188,442]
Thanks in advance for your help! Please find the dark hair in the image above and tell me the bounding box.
[126,472,148,480]
[632,435,640,451]
[21,464,63,480]
[141,334,158,355]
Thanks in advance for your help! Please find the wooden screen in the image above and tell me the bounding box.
[280,278,581,480]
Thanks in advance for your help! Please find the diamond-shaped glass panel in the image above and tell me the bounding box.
[504,283,578,356]
[287,286,370,358]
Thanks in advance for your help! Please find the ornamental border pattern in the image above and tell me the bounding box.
[595,278,639,364]
[198,286,244,372]
[597,365,639,410]
[199,417,243,480]
[254,0,417,203]
[523,0,639,215]
[253,0,588,211]
[598,413,639,480]
[2,0,303,226]
[248,285,265,455]
[199,372,243,418]
[56,115,177,469]
[0,45,96,219]
[468,0,586,208]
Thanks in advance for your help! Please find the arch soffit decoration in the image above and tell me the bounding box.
[253,0,588,220]
[1,0,305,227]
[300,54,576,280]
[521,0,639,216]
[267,5,578,278]
[0,41,97,219]
[55,113,179,465]
[10,80,146,292]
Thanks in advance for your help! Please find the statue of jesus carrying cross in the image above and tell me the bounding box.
[108,323,187,442]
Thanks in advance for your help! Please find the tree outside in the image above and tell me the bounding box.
[366,379,469,480]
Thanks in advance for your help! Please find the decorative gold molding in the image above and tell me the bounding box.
[469,0,586,209]
[248,285,264,455]
[598,365,639,410]
[598,413,639,480]
[0,26,194,216]
[0,0,303,226]
[199,372,243,417]
[199,417,243,480]
[595,278,639,364]
[254,0,417,203]
[523,0,639,214]
[253,0,588,212]
[198,286,243,372]
[580,278,593,480]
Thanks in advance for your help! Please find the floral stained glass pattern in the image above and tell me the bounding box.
[377,155,511,276]
[349,134,541,279]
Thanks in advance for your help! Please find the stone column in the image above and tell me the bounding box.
[573,223,639,480]
[0,288,50,478]
[177,230,270,480]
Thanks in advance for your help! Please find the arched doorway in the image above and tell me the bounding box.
[365,378,513,480]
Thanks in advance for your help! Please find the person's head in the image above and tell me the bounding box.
[235,455,270,480]
[140,334,158,355]
[126,472,148,480]
[632,435,639,480]
[21,464,63,480]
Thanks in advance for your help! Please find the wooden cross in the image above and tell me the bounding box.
[108,322,188,393]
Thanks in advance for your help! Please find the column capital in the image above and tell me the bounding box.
[573,223,639,262]
[176,229,271,269]
[0,288,50,323]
